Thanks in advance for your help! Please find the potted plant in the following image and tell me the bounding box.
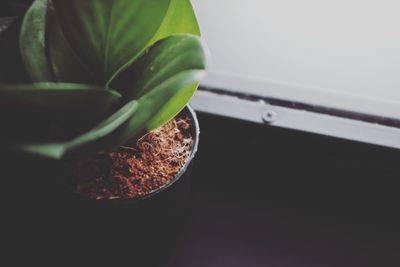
[1,0,207,263]
[0,0,206,200]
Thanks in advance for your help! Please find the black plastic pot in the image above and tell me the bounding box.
[57,105,198,201]
[3,106,199,265]
[53,106,200,265]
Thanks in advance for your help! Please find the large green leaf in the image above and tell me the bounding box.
[11,69,204,159]
[14,100,140,159]
[111,34,207,130]
[64,70,204,157]
[0,83,121,121]
[51,0,200,85]
[52,0,171,84]
[47,6,97,84]
[18,0,95,83]
[20,0,53,82]
[151,0,200,42]
[108,0,201,85]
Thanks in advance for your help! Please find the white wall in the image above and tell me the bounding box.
[193,0,400,105]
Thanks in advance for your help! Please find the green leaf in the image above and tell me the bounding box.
[14,100,139,159]
[52,0,171,84]
[0,83,121,121]
[111,34,207,129]
[47,5,97,84]
[20,0,53,82]
[51,0,201,85]
[18,0,96,83]
[146,81,198,130]
[11,69,203,159]
[151,0,200,42]
[108,0,201,85]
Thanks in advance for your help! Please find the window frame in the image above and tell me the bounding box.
[190,85,400,150]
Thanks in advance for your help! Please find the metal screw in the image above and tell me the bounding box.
[262,110,277,123]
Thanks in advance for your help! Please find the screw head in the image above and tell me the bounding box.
[262,110,277,123]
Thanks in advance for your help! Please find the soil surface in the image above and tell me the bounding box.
[72,114,193,200]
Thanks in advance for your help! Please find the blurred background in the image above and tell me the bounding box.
[193,0,400,119]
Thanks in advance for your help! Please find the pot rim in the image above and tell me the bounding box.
[70,104,200,205]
